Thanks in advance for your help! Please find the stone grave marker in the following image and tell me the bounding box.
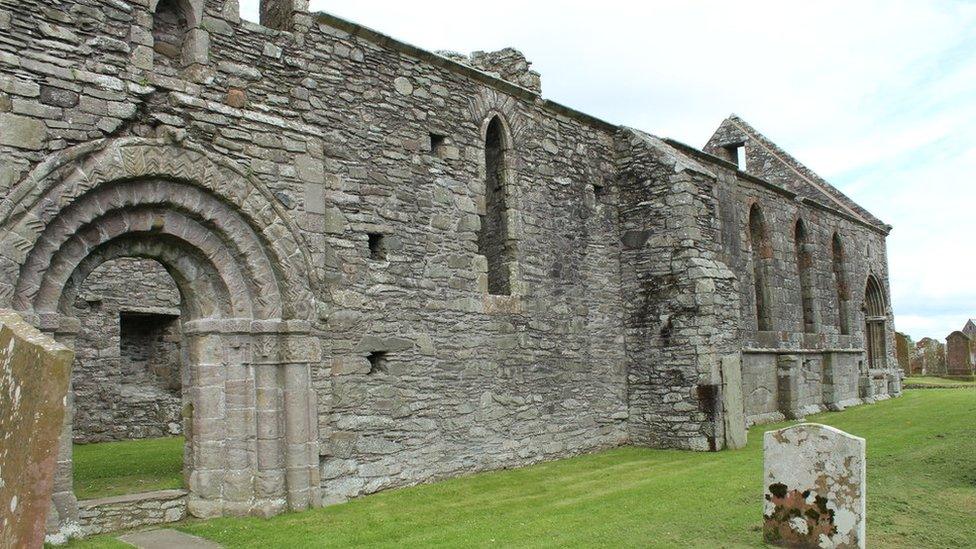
[762,423,865,548]
[0,309,74,548]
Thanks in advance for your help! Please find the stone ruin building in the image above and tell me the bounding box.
[895,331,912,373]
[0,0,901,539]
[909,336,948,375]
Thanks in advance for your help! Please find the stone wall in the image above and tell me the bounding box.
[681,146,886,423]
[0,0,629,506]
[913,338,946,375]
[0,0,900,535]
[438,48,542,94]
[696,116,901,421]
[71,258,183,443]
[895,331,912,373]
[77,489,187,536]
[617,130,740,450]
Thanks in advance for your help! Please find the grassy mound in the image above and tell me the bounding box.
[903,375,976,388]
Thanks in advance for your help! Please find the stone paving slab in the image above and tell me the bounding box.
[118,529,222,549]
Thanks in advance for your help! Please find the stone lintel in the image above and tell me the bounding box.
[35,312,81,335]
[118,306,181,317]
[182,317,311,335]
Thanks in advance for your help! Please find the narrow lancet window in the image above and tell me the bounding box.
[832,233,850,335]
[478,116,513,296]
[794,219,816,333]
[748,204,773,331]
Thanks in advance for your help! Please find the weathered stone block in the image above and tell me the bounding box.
[0,309,74,548]
[0,113,47,150]
[720,353,747,449]
[763,423,865,548]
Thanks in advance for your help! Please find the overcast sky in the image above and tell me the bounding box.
[242,1,975,341]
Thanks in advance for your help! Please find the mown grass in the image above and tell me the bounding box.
[903,375,976,388]
[72,436,185,500]
[67,390,974,548]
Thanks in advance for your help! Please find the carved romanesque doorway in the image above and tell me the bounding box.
[864,275,887,370]
[0,139,323,538]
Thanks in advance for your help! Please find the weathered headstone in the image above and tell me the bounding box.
[0,309,74,549]
[945,331,974,376]
[763,423,866,548]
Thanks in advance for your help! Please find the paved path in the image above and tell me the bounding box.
[118,529,222,549]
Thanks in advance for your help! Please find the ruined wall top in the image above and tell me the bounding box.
[702,115,890,235]
[437,48,542,95]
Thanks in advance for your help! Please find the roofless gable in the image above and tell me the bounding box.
[704,115,889,232]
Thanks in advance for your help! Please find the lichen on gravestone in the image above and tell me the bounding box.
[762,423,866,549]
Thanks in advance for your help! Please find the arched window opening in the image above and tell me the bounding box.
[748,204,773,331]
[794,219,816,333]
[864,274,887,369]
[831,233,850,335]
[479,116,513,296]
[153,0,188,68]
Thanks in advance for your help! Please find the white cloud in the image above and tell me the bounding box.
[239,0,974,339]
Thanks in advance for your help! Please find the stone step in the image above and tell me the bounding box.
[118,529,222,549]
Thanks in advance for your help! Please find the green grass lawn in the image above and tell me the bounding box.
[67,390,975,548]
[72,436,185,500]
[903,375,976,388]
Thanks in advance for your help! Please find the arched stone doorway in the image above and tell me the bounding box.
[0,138,323,537]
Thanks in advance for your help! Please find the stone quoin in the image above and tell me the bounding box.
[0,0,901,540]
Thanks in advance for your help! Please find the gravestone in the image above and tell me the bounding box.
[0,309,74,548]
[763,423,865,549]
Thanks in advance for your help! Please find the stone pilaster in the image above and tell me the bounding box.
[250,319,320,513]
[776,354,804,420]
[179,318,321,517]
[821,352,843,411]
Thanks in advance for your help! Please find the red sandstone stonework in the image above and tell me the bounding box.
[945,331,974,375]
[226,89,246,109]
[0,310,73,549]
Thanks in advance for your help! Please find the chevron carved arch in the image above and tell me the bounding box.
[0,137,320,321]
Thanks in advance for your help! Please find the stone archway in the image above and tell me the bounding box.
[863,274,887,370]
[0,138,323,536]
